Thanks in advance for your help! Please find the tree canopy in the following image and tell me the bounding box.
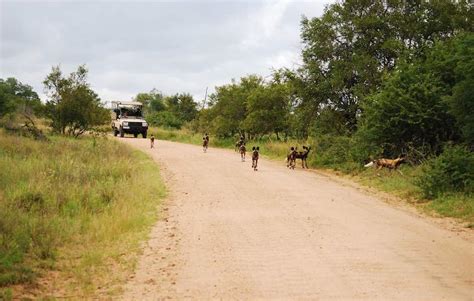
[43,65,109,137]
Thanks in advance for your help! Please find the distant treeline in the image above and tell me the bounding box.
[1,0,472,194]
[135,1,473,161]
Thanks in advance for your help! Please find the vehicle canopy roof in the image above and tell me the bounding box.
[112,101,143,108]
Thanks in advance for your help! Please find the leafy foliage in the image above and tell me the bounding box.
[297,0,472,134]
[417,145,474,199]
[138,90,198,129]
[43,65,109,137]
[135,89,166,113]
[0,78,42,117]
[445,34,474,147]
[359,34,473,157]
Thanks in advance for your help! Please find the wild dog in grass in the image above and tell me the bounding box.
[239,143,247,162]
[251,146,259,171]
[364,156,406,175]
[295,146,311,169]
[286,146,297,169]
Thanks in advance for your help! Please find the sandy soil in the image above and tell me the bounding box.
[120,138,474,300]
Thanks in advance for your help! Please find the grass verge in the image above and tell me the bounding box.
[0,131,165,298]
[149,127,473,224]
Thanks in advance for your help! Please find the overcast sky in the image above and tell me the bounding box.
[1,0,330,104]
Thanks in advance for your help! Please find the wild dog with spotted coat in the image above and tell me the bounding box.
[252,146,259,171]
[286,146,297,169]
[239,143,246,162]
[364,157,406,171]
[295,146,311,169]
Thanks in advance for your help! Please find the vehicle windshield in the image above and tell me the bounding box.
[120,106,143,118]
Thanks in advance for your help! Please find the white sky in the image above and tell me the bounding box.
[0,0,330,103]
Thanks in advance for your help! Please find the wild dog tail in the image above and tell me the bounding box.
[364,161,374,168]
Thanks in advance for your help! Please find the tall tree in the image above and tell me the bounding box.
[43,65,109,137]
[359,34,473,156]
[242,82,290,139]
[208,75,263,138]
[446,33,474,147]
[134,88,165,113]
[299,0,472,134]
[0,78,42,117]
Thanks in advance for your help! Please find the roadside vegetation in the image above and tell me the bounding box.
[148,126,473,223]
[139,1,473,223]
[0,131,165,298]
[0,68,165,298]
[0,0,472,297]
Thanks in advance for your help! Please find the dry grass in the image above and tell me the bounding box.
[0,131,165,299]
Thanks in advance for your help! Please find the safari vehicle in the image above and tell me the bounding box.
[111,101,148,138]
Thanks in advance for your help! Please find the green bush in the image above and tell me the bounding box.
[146,111,183,129]
[309,135,374,172]
[417,145,474,199]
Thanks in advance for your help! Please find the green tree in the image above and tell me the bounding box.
[135,88,165,113]
[0,78,42,117]
[43,65,109,137]
[208,75,263,138]
[299,0,472,134]
[358,34,474,157]
[445,34,474,146]
[175,93,198,122]
[242,83,290,139]
[359,62,456,157]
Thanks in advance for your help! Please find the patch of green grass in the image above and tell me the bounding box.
[428,194,474,221]
[0,131,165,297]
[354,165,423,200]
[150,127,203,145]
[0,288,13,301]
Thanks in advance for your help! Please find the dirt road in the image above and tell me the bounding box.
[120,138,473,300]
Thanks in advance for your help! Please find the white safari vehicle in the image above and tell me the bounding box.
[111,101,148,138]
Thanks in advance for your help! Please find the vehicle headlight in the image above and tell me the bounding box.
[142,122,148,127]
[123,121,128,126]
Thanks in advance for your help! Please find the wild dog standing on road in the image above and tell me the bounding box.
[235,136,245,152]
[150,135,155,149]
[203,133,209,153]
[252,146,260,171]
[239,143,246,162]
[295,146,311,169]
[286,146,297,169]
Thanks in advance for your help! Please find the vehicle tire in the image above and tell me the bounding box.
[113,127,118,137]
[142,131,147,139]
[134,133,138,138]
[119,127,124,137]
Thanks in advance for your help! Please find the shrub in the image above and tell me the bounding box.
[309,135,375,172]
[146,111,183,129]
[417,145,474,199]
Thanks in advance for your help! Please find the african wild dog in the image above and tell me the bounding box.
[252,146,259,171]
[364,157,405,171]
[295,146,311,169]
[286,146,297,169]
[239,143,246,162]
